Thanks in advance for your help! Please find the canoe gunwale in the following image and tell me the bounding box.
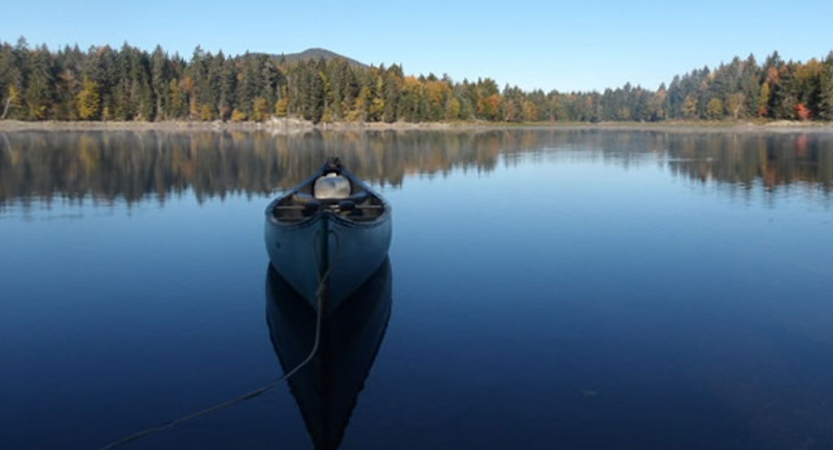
[265,161,391,230]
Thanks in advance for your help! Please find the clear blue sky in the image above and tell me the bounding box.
[3,0,833,93]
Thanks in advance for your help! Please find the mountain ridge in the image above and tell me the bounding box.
[259,47,367,67]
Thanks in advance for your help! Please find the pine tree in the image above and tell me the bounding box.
[307,60,325,123]
[217,54,237,120]
[382,69,400,123]
[150,45,170,120]
[819,58,833,120]
[26,46,58,119]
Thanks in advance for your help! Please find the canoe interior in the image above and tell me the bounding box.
[271,168,386,224]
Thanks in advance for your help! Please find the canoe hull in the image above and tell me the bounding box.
[264,203,392,313]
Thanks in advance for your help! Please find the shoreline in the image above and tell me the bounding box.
[1,118,832,134]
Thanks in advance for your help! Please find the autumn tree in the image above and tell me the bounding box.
[274,85,289,117]
[706,98,724,119]
[647,84,667,121]
[476,94,500,121]
[230,108,246,122]
[251,96,269,121]
[725,93,745,119]
[682,94,698,119]
[76,77,101,120]
[200,104,212,121]
[445,96,462,120]
[169,78,184,117]
[2,85,20,119]
[795,103,811,120]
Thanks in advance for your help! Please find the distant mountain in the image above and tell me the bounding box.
[266,48,366,67]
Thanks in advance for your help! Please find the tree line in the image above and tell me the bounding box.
[2,37,833,123]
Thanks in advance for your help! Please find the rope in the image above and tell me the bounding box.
[94,233,340,450]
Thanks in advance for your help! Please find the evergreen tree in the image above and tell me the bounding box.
[25,45,56,120]
[151,45,170,120]
[217,54,237,120]
[53,45,83,119]
[819,56,833,120]
[740,55,761,118]
[382,66,401,123]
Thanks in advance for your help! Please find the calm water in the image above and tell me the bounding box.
[1,128,833,450]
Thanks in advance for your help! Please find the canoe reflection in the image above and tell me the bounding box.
[265,257,392,450]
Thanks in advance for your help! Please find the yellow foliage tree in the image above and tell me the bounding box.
[200,104,213,121]
[189,97,200,120]
[726,93,745,119]
[321,110,332,124]
[76,77,101,120]
[370,97,385,120]
[2,85,20,119]
[274,97,288,117]
[169,79,183,114]
[424,80,450,120]
[446,97,462,120]
[682,95,698,119]
[707,98,724,120]
[231,109,247,122]
[522,100,539,122]
[758,83,771,117]
[252,97,269,122]
[351,86,370,121]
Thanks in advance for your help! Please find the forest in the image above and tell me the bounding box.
[1,37,833,124]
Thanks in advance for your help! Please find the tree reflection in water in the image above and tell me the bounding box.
[1,129,831,210]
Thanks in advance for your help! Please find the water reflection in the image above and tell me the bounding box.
[266,257,392,450]
[1,129,832,209]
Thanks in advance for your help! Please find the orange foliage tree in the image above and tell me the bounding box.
[796,103,811,120]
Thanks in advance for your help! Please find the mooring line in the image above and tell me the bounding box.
[94,266,332,450]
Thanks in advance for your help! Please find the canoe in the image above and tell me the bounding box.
[264,157,392,313]
[266,258,392,450]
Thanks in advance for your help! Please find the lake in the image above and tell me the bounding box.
[1,128,832,450]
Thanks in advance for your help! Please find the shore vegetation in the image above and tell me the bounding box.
[1,38,833,126]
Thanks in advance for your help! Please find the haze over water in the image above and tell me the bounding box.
[1,128,832,450]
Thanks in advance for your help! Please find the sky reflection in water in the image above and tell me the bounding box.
[0,129,832,450]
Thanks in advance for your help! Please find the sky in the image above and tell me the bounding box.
[3,0,833,93]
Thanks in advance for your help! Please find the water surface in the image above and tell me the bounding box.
[1,129,832,450]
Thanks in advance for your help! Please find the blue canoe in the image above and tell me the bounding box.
[264,157,392,314]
